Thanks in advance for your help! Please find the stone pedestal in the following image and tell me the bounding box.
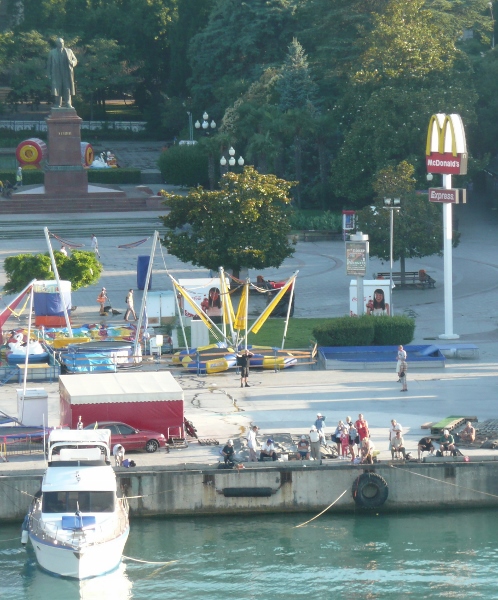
[44,107,88,195]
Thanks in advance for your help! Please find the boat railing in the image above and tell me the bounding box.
[29,497,129,549]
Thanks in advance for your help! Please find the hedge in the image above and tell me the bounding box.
[312,315,415,346]
[1,168,141,185]
[157,144,209,187]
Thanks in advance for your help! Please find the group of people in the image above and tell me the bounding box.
[223,416,476,466]
[388,418,475,461]
[329,413,375,463]
[222,429,279,465]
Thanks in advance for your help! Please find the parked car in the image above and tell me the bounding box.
[84,421,166,453]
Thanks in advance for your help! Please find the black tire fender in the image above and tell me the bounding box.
[352,472,389,509]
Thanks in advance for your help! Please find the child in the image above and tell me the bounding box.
[340,427,350,459]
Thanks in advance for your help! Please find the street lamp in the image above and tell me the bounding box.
[186,111,194,143]
[195,111,217,135]
[220,146,244,170]
[383,198,401,316]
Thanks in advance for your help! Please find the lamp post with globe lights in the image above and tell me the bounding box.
[195,112,217,136]
[220,146,244,173]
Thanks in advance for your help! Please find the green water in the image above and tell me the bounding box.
[1,510,497,599]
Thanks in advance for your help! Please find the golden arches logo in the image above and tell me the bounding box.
[426,113,466,157]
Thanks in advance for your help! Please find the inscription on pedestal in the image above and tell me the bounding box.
[45,107,88,194]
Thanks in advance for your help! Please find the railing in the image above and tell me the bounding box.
[0,120,146,133]
[2,433,47,458]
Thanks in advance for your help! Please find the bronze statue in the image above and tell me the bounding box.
[47,38,77,108]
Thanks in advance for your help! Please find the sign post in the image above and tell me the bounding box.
[346,232,369,316]
[426,113,467,339]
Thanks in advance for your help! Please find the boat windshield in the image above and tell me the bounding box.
[43,491,115,513]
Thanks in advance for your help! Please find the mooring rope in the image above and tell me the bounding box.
[389,464,498,499]
[294,489,348,528]
[122,555,178,566]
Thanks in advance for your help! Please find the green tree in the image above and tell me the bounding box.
[188,0,296,112]
[331,0,480,205]
[0,31,51,107]
[355,162,460,280]
[159,166,295,273]
[3,251,102,294]
[76,38,141,119]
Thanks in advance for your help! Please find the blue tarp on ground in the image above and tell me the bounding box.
[61,352,117,373]
[318,345,445,370]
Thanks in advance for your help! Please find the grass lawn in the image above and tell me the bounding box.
[173,318,332,349]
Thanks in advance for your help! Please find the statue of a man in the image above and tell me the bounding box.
[47,38,77,108]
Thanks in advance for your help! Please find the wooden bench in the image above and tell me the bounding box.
[375,270,436,288]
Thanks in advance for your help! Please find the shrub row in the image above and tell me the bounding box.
[0,168,141,185]
[312,315,415,347]
[289,210,342,232]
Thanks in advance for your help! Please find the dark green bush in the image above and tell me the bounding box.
[0,169,44,184]
[372,315,415,345]
[289,210,342,231]
[312,316,375,346]
[312,315,415,346]
[87,168,141,184]
[157,144,209,187]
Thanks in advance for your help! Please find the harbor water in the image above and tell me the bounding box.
[1,509,497,599]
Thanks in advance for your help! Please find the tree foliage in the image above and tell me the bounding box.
[159,166,295,273]
[355,162,460,271]
[3,251,102,294]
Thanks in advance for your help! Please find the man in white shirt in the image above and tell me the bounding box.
[309,425,321,462]
[246,425,259,462]
[259,438,278,461]
[113,443,125,466]
[389,419,403,446]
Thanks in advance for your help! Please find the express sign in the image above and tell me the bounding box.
[426,114,467,175]
[428,188,467,204]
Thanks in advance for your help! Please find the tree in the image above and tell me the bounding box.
[159,166,296,273]
[3,251,103,294]
[355,162,460,280]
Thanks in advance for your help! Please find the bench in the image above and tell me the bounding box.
[374,270,436,288]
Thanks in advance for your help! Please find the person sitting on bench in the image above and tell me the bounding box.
[221,439,235,464]
[418,436,435,460]
[390,430,407,459]
[260,438,278,461]
[439,430,456,455]
[297,435,310,460]
[459,422,476,444]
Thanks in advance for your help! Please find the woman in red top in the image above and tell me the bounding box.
[355,413,369,441]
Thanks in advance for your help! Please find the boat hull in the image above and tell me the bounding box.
[29,525,129,579]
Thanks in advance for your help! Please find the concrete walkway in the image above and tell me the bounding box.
[0,190,497,471]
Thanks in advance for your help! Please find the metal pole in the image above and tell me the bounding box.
[389,208,394,317]
[44,227,73,336]
[440,174,459,339]
[133,231,159,359]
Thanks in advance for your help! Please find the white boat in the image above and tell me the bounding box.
[25,429,129,579]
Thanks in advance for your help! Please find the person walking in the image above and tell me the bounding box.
[315,413,327,445]
[236,349,254,387]
[16,166,23,187]
[97,287,108,316]
[91,233,100,258]
[399,359,408,392]
[246,425,259,462]
[396,345,407,381]
[124,289,137,321]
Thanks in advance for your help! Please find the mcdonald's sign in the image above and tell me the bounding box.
[426,113,467,175]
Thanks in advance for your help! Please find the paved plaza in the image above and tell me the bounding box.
[0,181,497,470]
